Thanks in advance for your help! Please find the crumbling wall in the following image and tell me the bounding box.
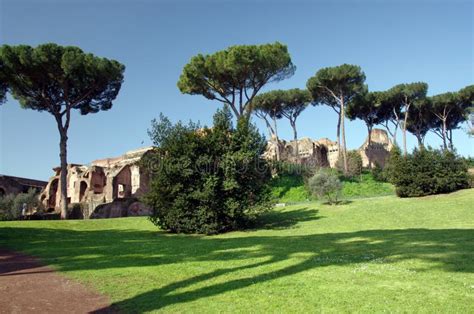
[39,147,152,218]
[262,129,391,169]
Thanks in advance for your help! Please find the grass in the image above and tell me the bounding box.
[1,189,473,313]
[270,172,395,203]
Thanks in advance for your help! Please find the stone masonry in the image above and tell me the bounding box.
[39,147,153,218]
[264,128,392,168]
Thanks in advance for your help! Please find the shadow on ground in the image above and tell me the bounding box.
[0,207,472,312]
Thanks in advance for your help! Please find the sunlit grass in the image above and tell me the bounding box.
[1,189,473,313]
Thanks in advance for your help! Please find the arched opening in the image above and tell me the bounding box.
[79,181,88,202]
[48,179,59,210]
[0,187,5,198]
[113,166,132,199]
[319,146,329,168]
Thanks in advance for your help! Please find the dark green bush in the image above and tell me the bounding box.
[143,106,272,234]
[336,150,363,178]
[387,146,469,197]
[371,163,388,182]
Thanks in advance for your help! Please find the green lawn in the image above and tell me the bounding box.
[1,189,473,313]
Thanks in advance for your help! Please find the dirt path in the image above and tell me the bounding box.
[0,248,115,313]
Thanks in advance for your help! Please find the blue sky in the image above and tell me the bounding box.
[0,0,473,180]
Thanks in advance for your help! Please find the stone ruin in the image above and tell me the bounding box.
[39,147,153,218]
[0,175,47,197]
[263,128,393,168]
[37,129,392,219]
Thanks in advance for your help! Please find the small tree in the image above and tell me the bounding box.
[346,91,386,168]
[177,42,295,118]
[378,91,402,144]
[307,64,366,174]
[1,43,125,218]
[308,169,343,205]
[429,90,471,150]
[279,88,311,160]
[251,91,284,161]
[251,88,311,161]
[386,83,428,156]
[406,98,433,148]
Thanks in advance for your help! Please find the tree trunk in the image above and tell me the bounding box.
[340,99,348,174]
[416,134,424,149]
[448,129,454,151]
[393,122,398,145]
[273,116,280,162]
[336,113,341,152]
[367,124,372,169]
[291,121,298,163]
[441,119,447,151]
[59,132,68,219]
[402,103,410,157]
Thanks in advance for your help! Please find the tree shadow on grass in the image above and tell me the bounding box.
[0,211,472,312]
[252,207,322,230]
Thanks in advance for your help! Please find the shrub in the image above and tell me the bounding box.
[371,163,388,182]
[336,150,363,178]
[143,106,272,234]
[388,146,469,197]
[0,188,40,221]
[308,169,343,204]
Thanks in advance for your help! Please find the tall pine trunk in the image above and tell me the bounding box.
[442,119,448,150]
[402,103,410,157]
[340,99,348,174]
[448,129,454,151]
[367,125,373,169]
[59,132,68,219]
[273,116,280,161]
[291,120,298,162]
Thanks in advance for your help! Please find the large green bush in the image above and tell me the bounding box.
[143,106,272,234]
[387,146,469,197]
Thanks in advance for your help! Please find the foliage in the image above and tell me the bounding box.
[0,43,125,114]
[0,43,125,219]
[346,91,386,130]
[307,64,366,108]
[385,82,428,154]
[0,189,40,221]
[405,98,433,147]
[143,106,272,234]
[307,169,343,204]
[0,60,7,105]
[387,146,469,197]
[307,64,366,174]
[335,150,362,178]
[370,163,388,182]
[177,42,295,118]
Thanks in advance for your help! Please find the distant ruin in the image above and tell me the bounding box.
[263,128,393,168]
[37,129,392,218]
[0,175,47,197]
[39,147,153,218]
